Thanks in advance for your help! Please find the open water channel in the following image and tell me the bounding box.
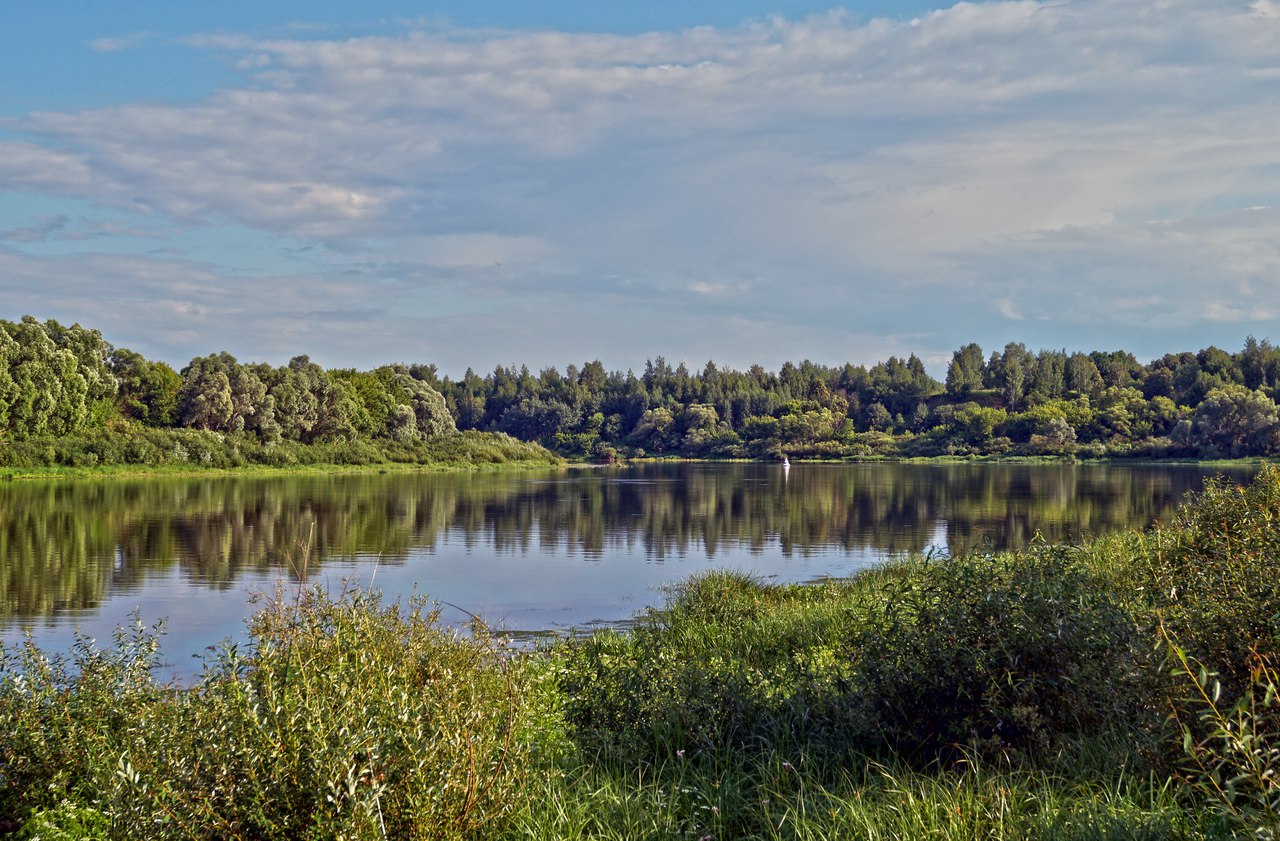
[0,461,1259,677]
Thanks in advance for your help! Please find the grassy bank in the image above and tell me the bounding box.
[0,428,563,480]
[2,468,1278,839]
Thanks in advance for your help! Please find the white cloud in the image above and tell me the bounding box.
[404,233,557,269]
[4,0,1280,370]
[995,298,1024,320]
[0,214,168,243]
[88,32,158,53]
[0,215,71,243]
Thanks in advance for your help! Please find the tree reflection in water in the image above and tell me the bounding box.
[0,462,1257,624]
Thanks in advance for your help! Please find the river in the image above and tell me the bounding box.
[0,461,1257,677]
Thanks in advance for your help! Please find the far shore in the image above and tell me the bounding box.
[0,452,1271,482]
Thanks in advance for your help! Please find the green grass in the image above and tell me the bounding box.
[0,429,563,480]
[518,748,1212,841]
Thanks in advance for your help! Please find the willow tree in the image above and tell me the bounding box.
[0,316,116,438]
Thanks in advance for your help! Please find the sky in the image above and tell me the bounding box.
[2,0,1279,378]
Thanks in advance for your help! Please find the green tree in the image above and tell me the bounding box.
[1,317,106,438]
[944,343,985,400]
[1240,336,1280,392]
[1028,349,1066,403]
[1089,350,1141,390]
[949,404,1007,445]
[110,349,181,427]
[632,406,678,452]
[1177,385,1280,457]
[43,319,116,407]
[865,401,893,432]
[868,354,939,417]
[374,367,455,440]
[998,343,1031,411]
[497,396,575,440]
[1065,353,1104,398]
[178,353,277,441]
[1029,416,1076,454]
[262,360,320,441]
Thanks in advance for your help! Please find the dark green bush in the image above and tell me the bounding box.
[853,548,1142,760]
[559,551,1142,768]
[559,571,868,763]
[1138,466,1280,690]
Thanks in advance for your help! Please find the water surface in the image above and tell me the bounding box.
[0,462,1256,675]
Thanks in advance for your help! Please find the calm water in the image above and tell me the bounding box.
[0,462,1257,675]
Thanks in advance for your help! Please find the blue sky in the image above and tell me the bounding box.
[3,0,1279,376]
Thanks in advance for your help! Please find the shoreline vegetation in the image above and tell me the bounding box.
[0,429,564,481]
[2,316,1280,475]
[0,452,1274,484]
[3,467,1279,838]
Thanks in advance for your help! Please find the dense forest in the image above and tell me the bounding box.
[2,314,1279,466]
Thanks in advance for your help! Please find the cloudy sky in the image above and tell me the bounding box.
[2,0,1279,376]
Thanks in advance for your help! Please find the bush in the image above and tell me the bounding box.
[1137,466,1280,691]
[558,571,868,763]
[0,588,558,839]
[1161,632,1280,839]
[852,548,1141,760]
[0,428,561,473]
[559,551,1142,768]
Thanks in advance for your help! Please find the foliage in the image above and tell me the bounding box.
[945,342,985,399]
[110,348,181,428]
[1174,386,1280,458]
[0,317,115,440]
[11,467,1280,836]
[852,548,1141,760]
[0,427,560,472]
[1161,633,1280,840]
[1133,466,1280,690]
[3,314,1280,464]
[559,549,1142,768]
[0,588,558,839]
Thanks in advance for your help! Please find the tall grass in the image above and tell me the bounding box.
[516,747,1207,840]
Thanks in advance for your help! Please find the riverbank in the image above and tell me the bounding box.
[3,467,1276,839]
[581,452,1278,466]
[5,451,1269,481]
[3,421,1273,482]
[0,429,564,481]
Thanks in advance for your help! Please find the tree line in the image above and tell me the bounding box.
[435,338,1280,460]
[2,314,1279,463]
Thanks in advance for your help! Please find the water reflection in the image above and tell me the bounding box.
[0,462,1256,628]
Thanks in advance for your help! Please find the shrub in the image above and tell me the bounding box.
[558,572,868,763]
[1137,466,1280,691]
[1161,631,1280,839]
[0,588,557,839]
[559,552,1142,768]
[852,548,1141,760]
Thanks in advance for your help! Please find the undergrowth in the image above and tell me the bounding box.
[0,587,561,839]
